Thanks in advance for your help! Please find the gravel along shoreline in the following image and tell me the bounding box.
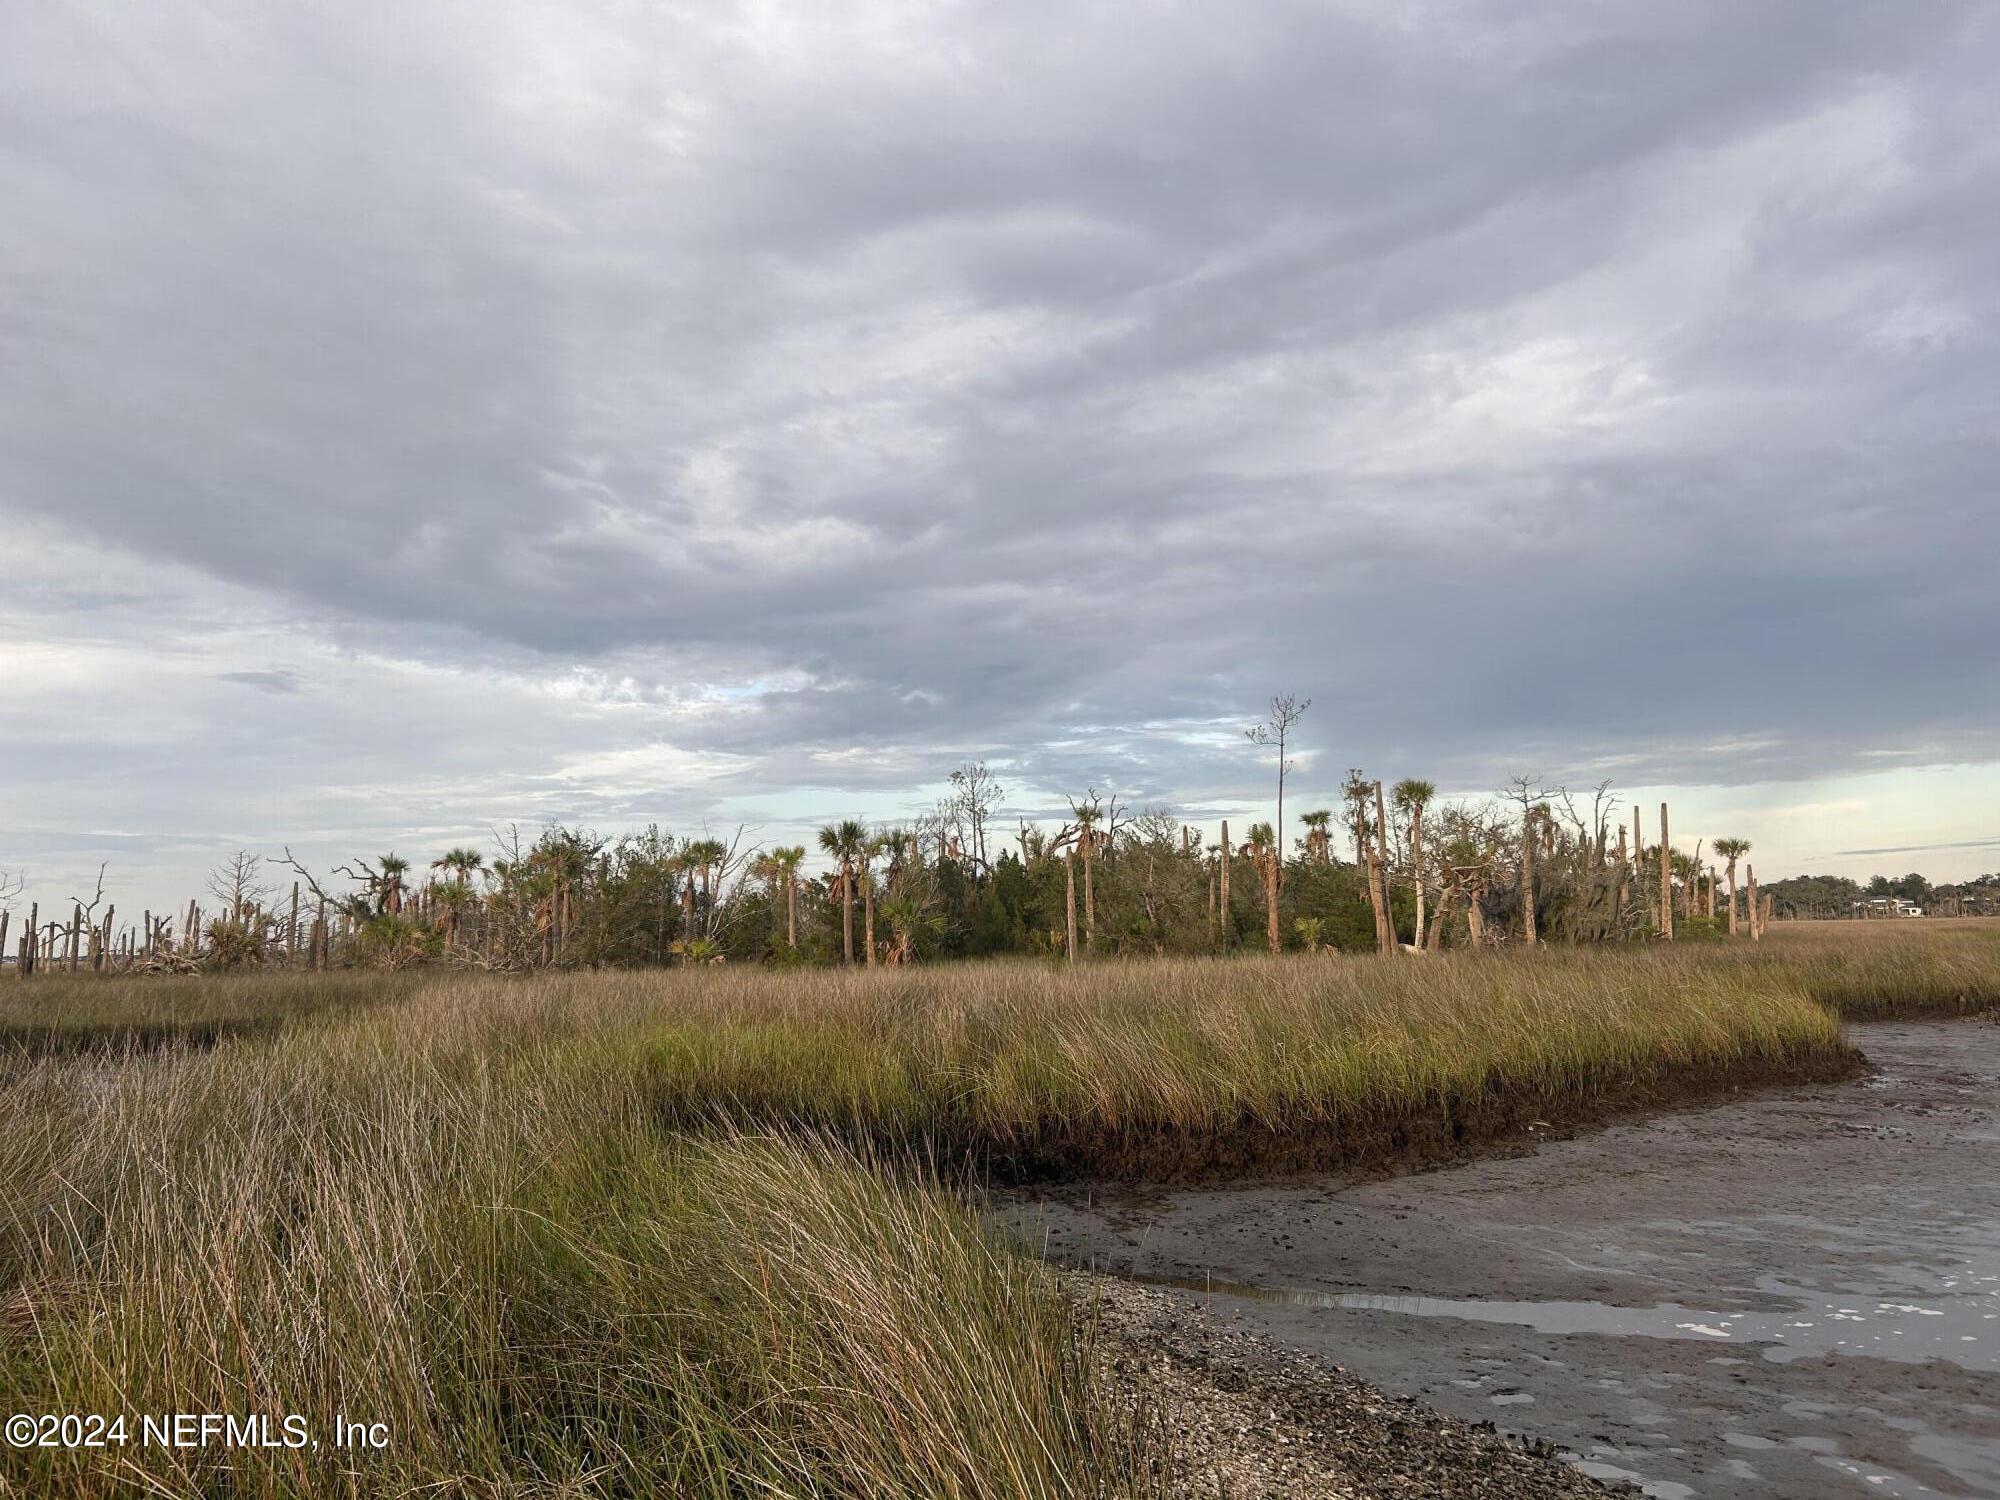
[1085,1275,1620,1499]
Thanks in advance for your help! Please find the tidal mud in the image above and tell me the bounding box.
[1013,1021,2000,1498]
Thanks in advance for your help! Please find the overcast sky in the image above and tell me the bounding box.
[4,0,1997,914]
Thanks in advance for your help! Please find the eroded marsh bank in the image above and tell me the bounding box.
[1018,1020,2000,1499]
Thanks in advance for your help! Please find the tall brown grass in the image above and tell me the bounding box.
[1759,918,2000,1019]
[4,927,1992,1497]
[0,1001,1153,1499]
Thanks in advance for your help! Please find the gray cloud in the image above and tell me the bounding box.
[3,0,1998,906]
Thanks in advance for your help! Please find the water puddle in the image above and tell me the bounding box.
[1134,1272,2000,1373]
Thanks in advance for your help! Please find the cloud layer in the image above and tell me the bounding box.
[3,0,1997,903]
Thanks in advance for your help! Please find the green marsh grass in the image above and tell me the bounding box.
[1758,918,2000,1019]
[0,1001,1153,1499]
[5,926,1993,1497]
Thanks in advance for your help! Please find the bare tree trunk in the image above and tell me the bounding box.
[1411,807,1428,950]
[1362,822,1388,954]
[1264,854,1280,955]
[1465,884,1486,947]
[1726,861,1740,936]
[1519,814,1537,947]
[1658,803,1673,941]
[1632,807,1646,929]
[1064,852,1078,963]
[863,871,876,967]
[1082,829,1096,952]
[840,867,855,963]
[1374,781,1397,954]
[1219,820,1231,948]
[1615,826,1630,922]
[1746,865,1760,942]
[786,873,798,950]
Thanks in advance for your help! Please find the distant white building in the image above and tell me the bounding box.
[1853,897,1924,918]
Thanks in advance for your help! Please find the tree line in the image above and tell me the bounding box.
[5,699,1848,975]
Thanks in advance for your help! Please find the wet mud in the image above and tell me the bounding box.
[1008,1022,2000,1498]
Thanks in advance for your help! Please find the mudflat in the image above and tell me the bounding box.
[1012,1020,2000,1498]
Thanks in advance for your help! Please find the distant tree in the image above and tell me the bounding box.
[1712,838,1751,935]
[1246,821,1281,954]
[1245,695,1310,888]
[1298,809,1334,863]
[772,846,805,950]
[817,819,868,963]
[374,855,408,916]
[1393,779,1436,948]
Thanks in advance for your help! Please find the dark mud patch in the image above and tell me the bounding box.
[0,1016,282,1056]
[1025,1023,2000,1499]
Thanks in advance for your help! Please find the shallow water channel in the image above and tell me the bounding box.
[1005,1022,2000,1498]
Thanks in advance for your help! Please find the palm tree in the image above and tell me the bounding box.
[670,848,697,943]
[1298,809,1333,863]
[429,848,483,941]
[1246,821,1280,955]
[1072,797,1102,952]
[375,854,408,916]
[859,834,887,967]
[1393,779,1436,949]
[687,839,728,914]
[1713,838,1751,936]
[817,820,867,963]
[772,846,805,950]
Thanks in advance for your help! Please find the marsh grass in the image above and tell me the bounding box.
[0,1009,1154,1499]
[1759,919,2000,1019]
[579,951,1853,1178]
[4,926,1992,1497]
[0,971,412,1056]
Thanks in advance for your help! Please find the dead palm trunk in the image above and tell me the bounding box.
[1615,826,1630,922]
[862,870,876,967]
[1746,865,1760,941]
[1064,851,1078,962]
[1519,812,1537,947]
[1082,828,1096,952]
[840,865,855,963]
[1375,782,1395,952]
[1361,822,1388,954]
[786,871,798,950]
[1263,851,1280,955]
[1658,803,1673,941]
[1427,878,1456,953]
[1725,858,1740,936]
[1410,804,1428,949]
[1218,821,1231,948]
[1632,807,1647,929]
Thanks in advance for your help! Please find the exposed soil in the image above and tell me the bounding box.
[1023,1021,2000,1498]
